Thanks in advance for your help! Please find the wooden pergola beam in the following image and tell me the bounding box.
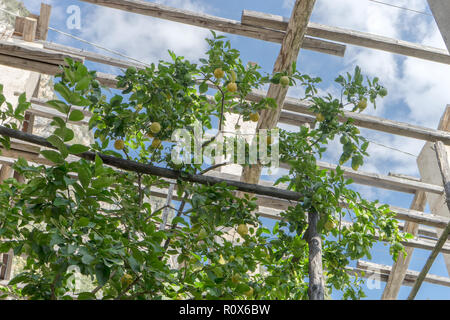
[247,90,450,145]
[77,0,345,57]
[350,260,450,288]
[282,161,444,195]
[241,10,450,65]
[40,41,148,70]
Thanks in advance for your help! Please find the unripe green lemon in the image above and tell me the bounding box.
[357,99,367,111]
[280,76,290,87]
[324,220,335,232]
[120,274,133,287]
[237,224,248,237]
[231,274,241,284]
[150,122,161,134]
[198,228,207,240]
[244,287,254,297]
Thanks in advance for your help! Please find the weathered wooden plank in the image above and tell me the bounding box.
[23,18,37,42]
[352,260,450,287]
[78,0,345,57]
[245,90,450,144]
[317,161,442,195]
[14,16,26,36]
[382,191,427,299]
[240,0,316,187]
[30,97,92,117]
[280,160,444,195]
[36,3,52,41]
[241,9,450,65]
[40,41,148,70]
[0,40,83,66]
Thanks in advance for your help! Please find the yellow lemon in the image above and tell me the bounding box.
[237,224,248,237]
[249,113,259,122]
[214,68,225,79]
[151,138,162,149]
[114,139,125,150]
[316,113,325,122]
[227,82,238,93]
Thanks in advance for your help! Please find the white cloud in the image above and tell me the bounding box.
[310,0,450,177]
[63,0,213,66]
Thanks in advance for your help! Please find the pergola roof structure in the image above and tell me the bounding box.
[0,0,450,299]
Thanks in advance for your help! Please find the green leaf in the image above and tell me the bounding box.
[54,127,74,142]
[68,144,89,154]
[47,100,70,114]
[81,253,95,265]
[77,292,96,300]
[41,150,64,164]
[199,82,208,94]
[95,263,110,286]
[91,177,114,190]
[78,217,90,227]
[53,84,72,104]
[69,109,84,122]
[46,135,68,158]
[77,163,91,189]
[75,77,90,92]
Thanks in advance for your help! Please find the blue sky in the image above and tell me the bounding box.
[18,0,450,299]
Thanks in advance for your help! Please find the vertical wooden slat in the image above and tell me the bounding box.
[408,141,450,299]
[36,4,52,41]
[13,16,26,36]
[22,17,37,42]
[381,191,426,299]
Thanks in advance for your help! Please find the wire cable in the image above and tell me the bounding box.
[367,0,432,16]
[365,138,418,158]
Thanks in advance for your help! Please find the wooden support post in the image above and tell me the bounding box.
[408,141,450,299]
[381,191,426,299]
[0,163,13,280]
[36,3,52,41]
[306,210,324,300]
[23,18,37,42]
[240,0,316,184]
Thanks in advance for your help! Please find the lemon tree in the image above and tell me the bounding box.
[0,32,406,300]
